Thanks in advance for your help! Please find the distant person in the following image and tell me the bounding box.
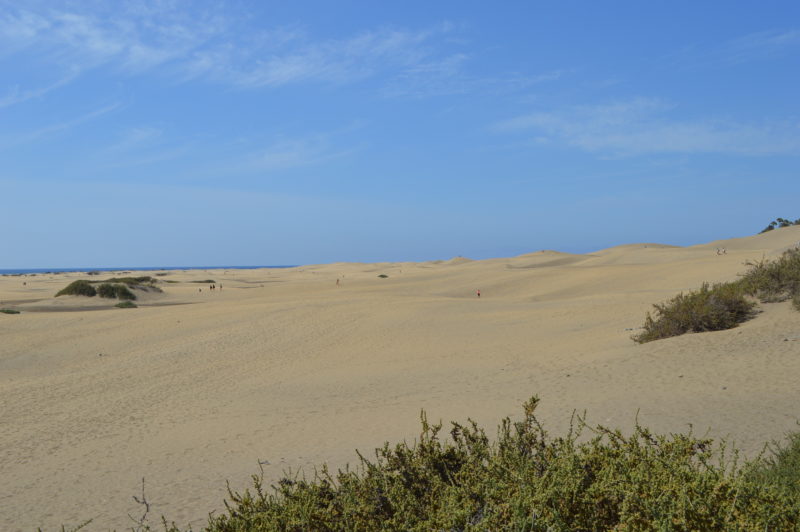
[336,278,340,287]
[476,289,481,298]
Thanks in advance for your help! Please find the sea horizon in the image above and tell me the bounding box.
[0,265,297,275]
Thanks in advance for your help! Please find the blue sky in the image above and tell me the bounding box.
[2,1,799,267]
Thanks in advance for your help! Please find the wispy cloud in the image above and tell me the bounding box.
[720,29,800,64]
[494,97,800,157]
[106,126,163,152]
[0,72,77,108]
[186,24,454,89]
[385,58,564,98]
[670,28,800,69]
[0,103,120,148]
[253,130,362,171]
[0,4,554,103]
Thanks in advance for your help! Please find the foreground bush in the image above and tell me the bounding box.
[633,282,756,343]
[55,280,97,297]
[746,432,800,501]
[173,398,798,531]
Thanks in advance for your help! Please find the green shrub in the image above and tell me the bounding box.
[114,301,137,309]
[633,282,756,343]
[378,274,389,278]
[0,308,20,314]
[97,283,137,300]
[55,280,97,297]
[191,279,216,283]
[199,397,799,531]
[96,283,117,298]
[739,248,800,304]
[114,285,136,300]
[747,432,800,500]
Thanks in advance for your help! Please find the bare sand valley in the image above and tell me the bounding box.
[2,227,800,531]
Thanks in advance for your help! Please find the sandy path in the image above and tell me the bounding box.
[2,227,800,530]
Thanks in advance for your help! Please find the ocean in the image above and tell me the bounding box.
[0,265,296,275]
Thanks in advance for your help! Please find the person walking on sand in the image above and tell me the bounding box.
[476,289,481,298]
[336,278,340,287]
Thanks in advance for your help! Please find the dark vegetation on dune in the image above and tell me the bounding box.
[73,398,800,531]
[0,308,21,314]
[634,248,800,343]
[55,280,97,297]
[55,276,162,301]
[114,300,137,308]
[759,217,800,234]
[97,283,137,300]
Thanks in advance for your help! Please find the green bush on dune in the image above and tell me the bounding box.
[739,248,800,303]
[56,277,163,300]
[127,397,800,531]
[634,248,800,343]
[55,280,97,297]
[97,283,137,300]
[633,283,756,343]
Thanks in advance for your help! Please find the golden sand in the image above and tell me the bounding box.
[2,227,800,530]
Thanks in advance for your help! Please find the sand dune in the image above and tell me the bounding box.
[2,227,800,531]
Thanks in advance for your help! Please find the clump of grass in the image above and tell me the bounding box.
[633,282,757,343]
[197,397,799,531]
[1,308,20,314]
[191,279,216,283]
[97,283,137,300]
[114,301,137,308]
[55,280,97,297]
[378,274,389,278]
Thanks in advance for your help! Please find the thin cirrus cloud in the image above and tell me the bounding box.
[719,29,800,64]
[494,98,800,157]
[0,102,120,149]
[670,28,800,69]
[252,130,363,171]
[185,24,459,89]
[0,4,469,95]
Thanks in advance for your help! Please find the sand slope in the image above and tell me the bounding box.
[2,227,800,531]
